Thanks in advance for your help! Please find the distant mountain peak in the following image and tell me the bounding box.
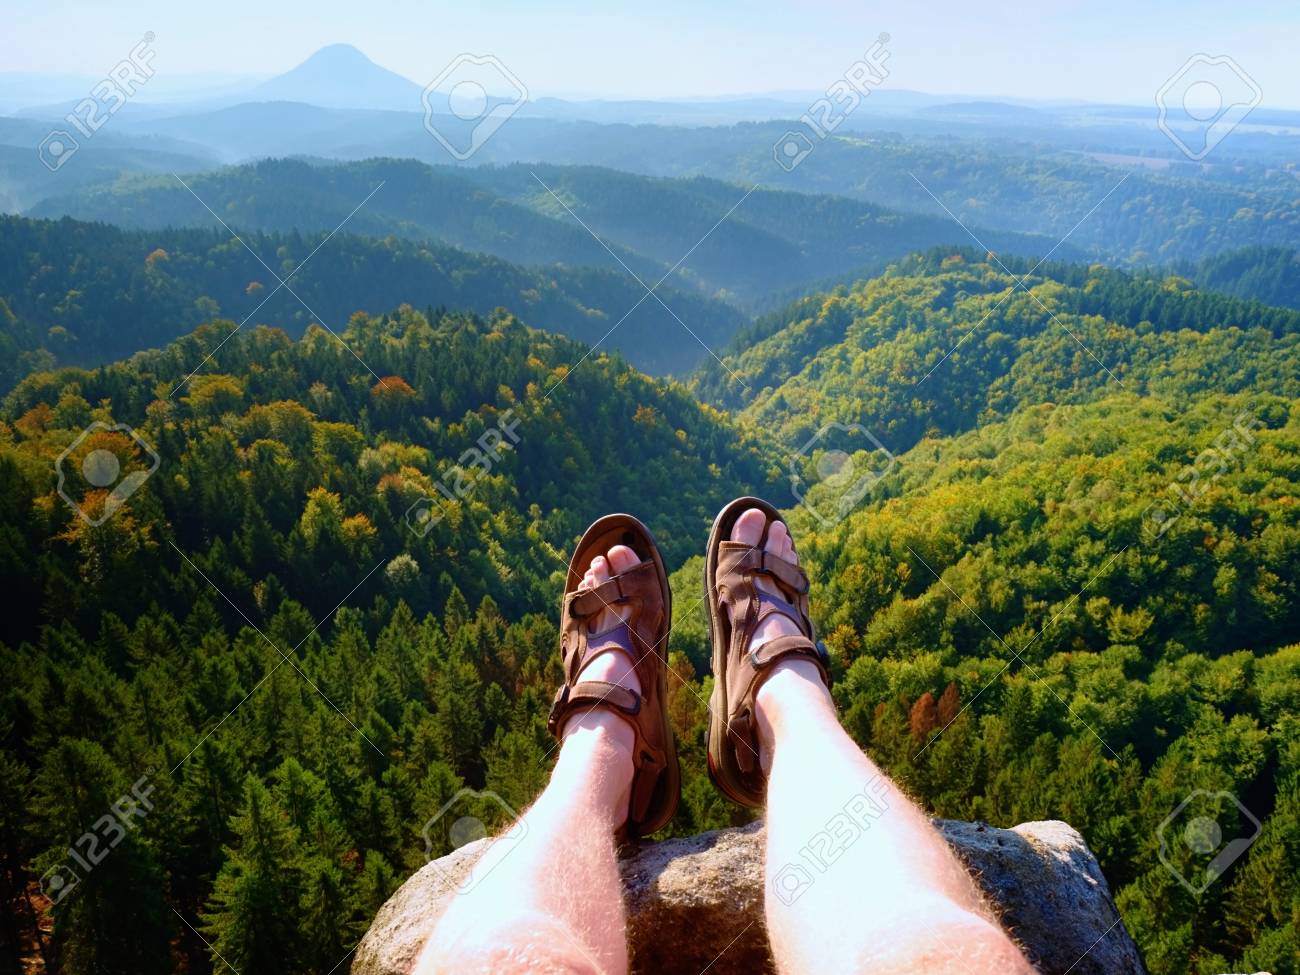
[298,43,376,66]
[248,43,421,111]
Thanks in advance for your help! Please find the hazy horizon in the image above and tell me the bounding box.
[4,0,1298,110]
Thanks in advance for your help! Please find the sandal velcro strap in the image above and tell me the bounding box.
[727,634,832,777]
[547,679,642,736]
[717,544,810,596]
[566,560,657,619]
[748,633,820,669]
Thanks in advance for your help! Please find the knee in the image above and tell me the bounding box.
[416,911,609,975]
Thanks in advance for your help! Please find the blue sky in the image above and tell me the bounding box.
[3,0,1297,107]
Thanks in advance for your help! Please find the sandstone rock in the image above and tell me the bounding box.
[353,818,1146,975]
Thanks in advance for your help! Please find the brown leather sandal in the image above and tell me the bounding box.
[547,513,680,838]
[705,496,831,807]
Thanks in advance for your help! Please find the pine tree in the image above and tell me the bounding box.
[32,740,168,975]
[431,648,484,781]
[202,775,303,972]
[297,857,361,973]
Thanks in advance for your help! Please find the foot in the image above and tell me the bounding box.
[550,514,679,837]
[726,508,804,652]
[707,499,826,806]
[562,543,643,742]
[713,506,832,783]
[551,545,642,827]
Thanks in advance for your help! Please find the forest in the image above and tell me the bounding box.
[1,246,1298,974]
[23,157,1061,309]
[0,213,745,383]
[6,6,1300,970]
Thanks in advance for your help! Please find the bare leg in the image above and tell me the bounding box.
[729,509,1033,975]
[417,548,643,975]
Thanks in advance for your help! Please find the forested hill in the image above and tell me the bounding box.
[1177,245,1300,312]
[0,214,745,385]
[778,387,1300,975]
[1,305,777,638]
[24,157,1065,309]
[694,248,1300,453]
[2,260,1299,975]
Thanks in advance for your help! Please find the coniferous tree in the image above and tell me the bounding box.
[202,775,302,973]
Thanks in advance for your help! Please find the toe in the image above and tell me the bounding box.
[585,554,632,632]
[768,520,790,559]
[732,507,766,547]
[606,544,640,575]
[774,522,798,564]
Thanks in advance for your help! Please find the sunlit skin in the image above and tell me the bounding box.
[417,509,1034,975]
